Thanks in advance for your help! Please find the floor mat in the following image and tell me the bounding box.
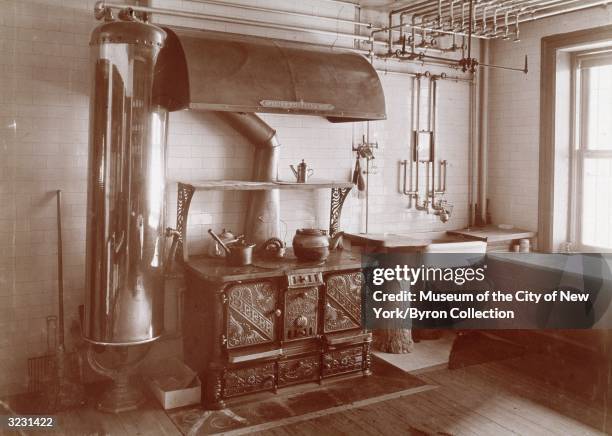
[166,358,432,435]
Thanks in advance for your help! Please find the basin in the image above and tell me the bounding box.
[404,231,487,267]
[344,231,487,252]
[406,231,487,254]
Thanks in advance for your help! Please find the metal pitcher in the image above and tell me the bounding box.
[290,159,314,183]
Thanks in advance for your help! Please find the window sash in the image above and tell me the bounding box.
[573,52,612,251]
[578,56,612,151]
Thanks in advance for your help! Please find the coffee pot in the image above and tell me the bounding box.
[290,160,314,183]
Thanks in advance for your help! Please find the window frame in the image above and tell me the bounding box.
[571,51,612,252]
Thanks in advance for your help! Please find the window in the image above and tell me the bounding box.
[572,52,612,251]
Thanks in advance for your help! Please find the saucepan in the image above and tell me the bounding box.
[208,229,255,266]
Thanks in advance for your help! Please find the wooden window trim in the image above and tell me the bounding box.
[539,25,612,252]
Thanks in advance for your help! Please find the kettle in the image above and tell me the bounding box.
[208,228,238,257]
[290,160,314,183]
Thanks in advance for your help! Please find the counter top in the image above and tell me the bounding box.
[185,248,362,283]
[343,233,432,249]
[343,231,478,250]
[447,225,536,243]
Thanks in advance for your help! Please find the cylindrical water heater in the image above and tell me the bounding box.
[83,20,168,345]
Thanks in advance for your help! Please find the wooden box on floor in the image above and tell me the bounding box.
[148,376,202,410]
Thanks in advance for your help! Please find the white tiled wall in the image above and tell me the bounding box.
[0,0,97,397]
[488,6,612,231]
[167,73,473,259]
[0,0,534,396]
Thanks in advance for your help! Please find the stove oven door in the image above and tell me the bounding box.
[324,271,364,333]
[225,280,279,349]
[283,286,319,341]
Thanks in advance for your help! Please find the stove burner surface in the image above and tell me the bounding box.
[252,255,326,270]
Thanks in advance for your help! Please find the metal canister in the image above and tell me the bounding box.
[83,21,168,345]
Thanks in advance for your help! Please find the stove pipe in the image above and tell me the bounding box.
[217,112,280,246]
[83,20,168,345]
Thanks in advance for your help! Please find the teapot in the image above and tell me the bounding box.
[290,160,314,183]
[208,228,238,258]
[292,229,343,262]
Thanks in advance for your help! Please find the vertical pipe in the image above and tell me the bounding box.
[429,78,437,205]
[468,74,475,226]
[467,0,473,59]
[477,39,490,225]
[388,13,394,54]
[56,190,64,350]
[416,75,421,201]
[365,122,370,232]
[405,75,418,206]
[216,112,280,246]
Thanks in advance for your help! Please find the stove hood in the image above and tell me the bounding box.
[154,27,386,122]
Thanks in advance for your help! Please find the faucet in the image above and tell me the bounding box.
[432,200,453,223]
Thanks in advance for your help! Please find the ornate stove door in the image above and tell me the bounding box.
[324,272,363,333]
[283,287,319,341]
[226,281,279,349]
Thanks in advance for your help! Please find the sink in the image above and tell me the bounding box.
[404,232,487,253]
[398,231,487,267]
[378,231,486,268]
[343,231,488,256]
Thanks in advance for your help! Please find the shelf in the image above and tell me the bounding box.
[173,180,354,264]
[178,180,354,191]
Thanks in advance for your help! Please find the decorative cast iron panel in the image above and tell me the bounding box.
[284,287,319,341]
[226,281,278,349]
[176,182,195,263]
[329,187,352,238]
[223,363,275,398]
[324,272,363,333]
[322,346,364,377]
[278,356,320,386]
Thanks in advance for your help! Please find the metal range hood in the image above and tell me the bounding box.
[156,27,386,122]
[152,26,387,247]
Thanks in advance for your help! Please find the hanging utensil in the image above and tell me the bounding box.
[356,158,366,192]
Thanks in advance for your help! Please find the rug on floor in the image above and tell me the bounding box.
[166,357,430,435]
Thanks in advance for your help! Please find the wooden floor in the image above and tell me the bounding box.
[3,350,610,436]
[261,356,611,436]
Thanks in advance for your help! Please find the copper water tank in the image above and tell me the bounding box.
[83,20,168,345]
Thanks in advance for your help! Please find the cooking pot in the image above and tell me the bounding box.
[292,229,343,262]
